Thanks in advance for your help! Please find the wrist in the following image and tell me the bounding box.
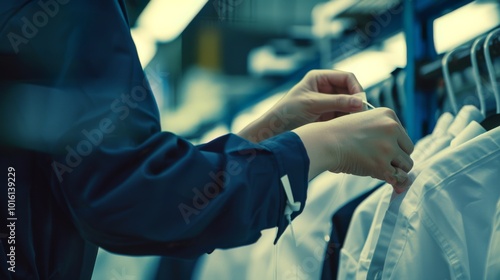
[237,109,290,143]
[237,114,276,143]
[293,122,335,180]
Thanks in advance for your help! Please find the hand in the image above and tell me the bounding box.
[238,70,365,142]
[294,108,414,190]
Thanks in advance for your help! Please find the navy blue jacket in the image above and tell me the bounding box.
[0,1,309,279]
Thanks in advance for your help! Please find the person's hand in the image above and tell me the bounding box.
[294,108,414,191]
[238,70,365,142]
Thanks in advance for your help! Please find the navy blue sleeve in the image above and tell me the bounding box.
[0,0,309,258]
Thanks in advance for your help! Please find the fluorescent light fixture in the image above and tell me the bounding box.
[434,2,500,54]
[383,32,406,67]
[137,0,208,43]
[333,50,396,88]
[130,0,207,68]
[130,27,157,67]
[312,0,356,38]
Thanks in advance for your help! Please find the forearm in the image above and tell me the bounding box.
[56,132,309,257]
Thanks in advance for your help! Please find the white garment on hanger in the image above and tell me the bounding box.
[337,186,388,280]
[338,111,455,280]
[360,120,486,280]
[353,106,485,279]
[411,112,454,162]
[338,105,483,279]
[418,106,484,161]
[378,125,500,280]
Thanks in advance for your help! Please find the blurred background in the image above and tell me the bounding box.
[92,0,500,279]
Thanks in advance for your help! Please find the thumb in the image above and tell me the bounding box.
[311,93,364,114]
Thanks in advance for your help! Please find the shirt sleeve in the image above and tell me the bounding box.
[68,131,309,258]
[0,0,310,258]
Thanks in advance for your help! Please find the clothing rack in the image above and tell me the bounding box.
[418,30,500,80]
[318,0,475,140]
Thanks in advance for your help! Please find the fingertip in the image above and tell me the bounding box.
[392,185,405,194]
[395,174,412,191]
[392,180,409,193]
[345,74,363,93]
[349,96,363,109]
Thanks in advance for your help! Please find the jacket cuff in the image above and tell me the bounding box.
[259,131,310,243]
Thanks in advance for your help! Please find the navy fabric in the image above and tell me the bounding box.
[0,1,309,279]
[154,257,198,280]
[320,183,382,280]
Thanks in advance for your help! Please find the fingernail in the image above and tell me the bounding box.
[350,97,363,108]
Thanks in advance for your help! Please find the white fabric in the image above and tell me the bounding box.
[194,172,383,280]
[485,199,500,280]
[338,106,483,279]
[432,112,455,138]
[339,112,457,279]
[379,125,500,279]
[418,106,484,161]
[450,120,487,147]
[248,173,383,280]
[412,112,454,162]
[337,186,388,280]
[358,120,486,279]
[195,106,486,280]
[447,105,484,137]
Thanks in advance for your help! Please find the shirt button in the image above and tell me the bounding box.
[324,234,330,242]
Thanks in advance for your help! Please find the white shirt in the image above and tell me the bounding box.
[411,112,454,162]
[378,125,500,280]
[337,184,392,280]
[360,120,487,280]
[338,106,483,279]
[417,106,484,161]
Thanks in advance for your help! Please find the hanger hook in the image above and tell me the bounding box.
[471,35,488,116]
[484,27,500,114]
[442,45,469,115]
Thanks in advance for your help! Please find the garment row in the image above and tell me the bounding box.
[340,105,500,280]
[193,104,500,280]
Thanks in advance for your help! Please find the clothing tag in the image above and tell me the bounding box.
[280,175,301,247]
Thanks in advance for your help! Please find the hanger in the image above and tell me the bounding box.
[470,35,488,116]
[442,45,470,115]
[480,27,500,131]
